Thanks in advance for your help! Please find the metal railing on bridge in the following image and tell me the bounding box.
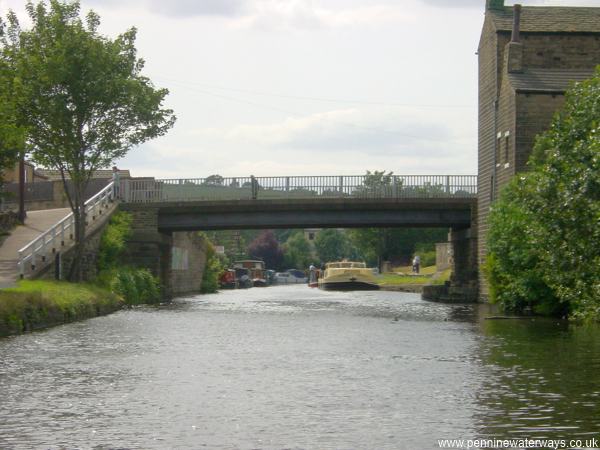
[17,182,116,278]
[121,175,478,203]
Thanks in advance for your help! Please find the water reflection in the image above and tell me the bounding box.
[476,319,600,440]
[0,286,598,449]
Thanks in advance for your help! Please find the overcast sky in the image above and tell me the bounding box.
[1,0,599,178]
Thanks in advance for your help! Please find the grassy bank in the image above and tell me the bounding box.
[0,280,124,337]
[378,267,451,287]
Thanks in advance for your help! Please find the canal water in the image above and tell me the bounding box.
[0,286,599,449]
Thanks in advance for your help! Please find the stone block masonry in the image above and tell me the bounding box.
[119,204,209,299]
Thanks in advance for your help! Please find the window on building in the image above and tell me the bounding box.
[495,132,502,166]
[308,232,315,241]
[504,131,510,164]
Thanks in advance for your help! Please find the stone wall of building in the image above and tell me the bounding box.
[515,93,566,172]
[517,33,600,70]
[477,17,505,299]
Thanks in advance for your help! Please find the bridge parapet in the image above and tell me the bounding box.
[120,175,477,204]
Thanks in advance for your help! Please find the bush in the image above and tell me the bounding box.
[96,211,161,304]
[418,250,436,268]
[487,67,600,319]
[109,268,161,305]
[98,211,133,271]
[200,234,222,294]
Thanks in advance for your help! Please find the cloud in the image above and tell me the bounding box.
[81,0,412,28]
[83,0,247,17]
[120,107,476,178]
[419,0,481,8]
[193,108,462,156]
[420,0,600,8]
[147,0,246,17]
[232,1,413,31]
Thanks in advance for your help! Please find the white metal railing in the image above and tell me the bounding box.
[121,175,478,203]
[17,182,116,278]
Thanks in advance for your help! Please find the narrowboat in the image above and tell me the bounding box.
[318,261,380,291]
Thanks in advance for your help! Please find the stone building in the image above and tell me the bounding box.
[477,0,600,297]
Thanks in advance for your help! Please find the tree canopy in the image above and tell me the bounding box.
[247,230,284,270]
[486,66,600,320]
[313,229,354,263]
[1,0,175,279]
[0,57,23,178]
[282,231,313,270]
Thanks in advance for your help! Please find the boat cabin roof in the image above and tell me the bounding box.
[233,260,265,269]
[326,262,366,269]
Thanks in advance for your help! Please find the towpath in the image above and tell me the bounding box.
[0,208,71,288]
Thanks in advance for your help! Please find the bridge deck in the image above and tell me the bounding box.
[122,197,476,231]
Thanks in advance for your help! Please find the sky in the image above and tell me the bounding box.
[1,0,599,179]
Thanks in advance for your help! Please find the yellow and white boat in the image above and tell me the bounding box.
[318,261,380,291]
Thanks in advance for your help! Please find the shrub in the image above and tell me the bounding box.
[98,211,133,271]
[200,235,222,294]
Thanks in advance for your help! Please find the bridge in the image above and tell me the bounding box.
[117,174,479,298]
[11,174,478,299]
[120,175,477,230]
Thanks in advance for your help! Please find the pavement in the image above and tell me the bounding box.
[0,208,71,288]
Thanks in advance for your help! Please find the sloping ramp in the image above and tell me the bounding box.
[0,209,71,288]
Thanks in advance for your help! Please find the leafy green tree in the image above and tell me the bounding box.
[282,231,313,269]
[0,58,23,181]
[203,174,224,186]
[349,227,448,268]
[485,176,560,315]
[314,229,353,263]
[201,240,222,294]
[2,1,175,280]
[354,170,397,197]
[487,67,600,319]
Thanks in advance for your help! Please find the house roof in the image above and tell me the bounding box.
[489,7,600,34]
[37,169,131,181]
[508,69,595,93]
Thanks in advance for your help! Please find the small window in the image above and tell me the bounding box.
[504,131,511,164]
[308,232,315,240]
[495,133,502,166]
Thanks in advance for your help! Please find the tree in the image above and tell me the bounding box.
[0,57,23,181]
[354,170,397,197]
[2,1,175,280]
[314,229,352,263]
[203,174,224,186]
[348,227,447,268]
[485,175,559,315]
[247,230,284,270]
[487,66,600,320]
[282,231,313,269]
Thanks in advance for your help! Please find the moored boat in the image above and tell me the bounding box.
[318,261,379,291]
[218,269,237,289]
[233,260,267,287]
